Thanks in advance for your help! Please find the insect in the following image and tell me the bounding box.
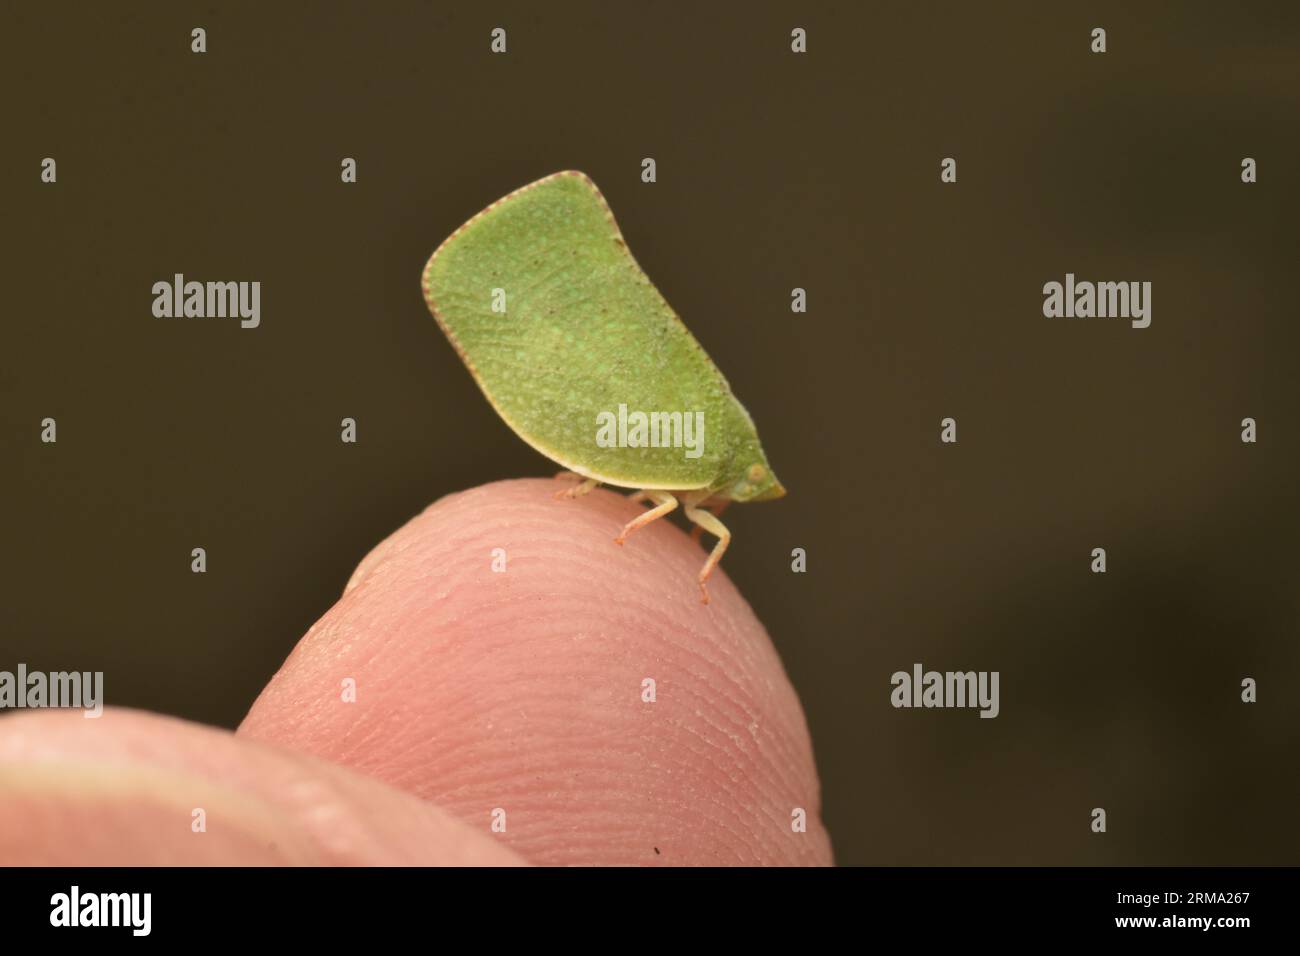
[422,171,784,603]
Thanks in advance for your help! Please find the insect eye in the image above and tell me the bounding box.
[747,464,766,482]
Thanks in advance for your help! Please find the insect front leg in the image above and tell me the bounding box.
[615,490,678,545]
[689,498,732,543]
[683,497,731,605]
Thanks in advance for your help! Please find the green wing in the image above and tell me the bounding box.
[423,171,750,490]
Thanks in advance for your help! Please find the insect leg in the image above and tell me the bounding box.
[615,491,678,545]
[683,502,731,605]
[689,499,732,543]
[554,477,599,500]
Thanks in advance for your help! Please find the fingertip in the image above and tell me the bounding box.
[243,478,832,865]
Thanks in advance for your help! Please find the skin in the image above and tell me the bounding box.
[0,480,832,866]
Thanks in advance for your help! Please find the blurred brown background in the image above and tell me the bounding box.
[3,2,1298,865]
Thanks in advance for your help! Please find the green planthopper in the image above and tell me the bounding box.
[422,171,784,603]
